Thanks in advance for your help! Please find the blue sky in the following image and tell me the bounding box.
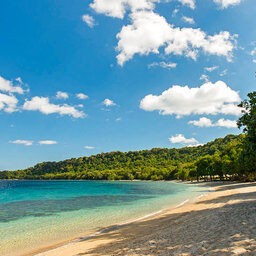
[0,0,255,170]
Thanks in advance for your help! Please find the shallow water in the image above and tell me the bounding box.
[0,180,207,256]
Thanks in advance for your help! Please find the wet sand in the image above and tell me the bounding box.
[31,182,256,256]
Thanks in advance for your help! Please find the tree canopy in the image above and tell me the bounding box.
[237,91,256,177]
[1,90,255,182]
[0,134,247,181]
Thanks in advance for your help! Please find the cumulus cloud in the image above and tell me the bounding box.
[169,134,199,145]
[23,96,86,118]
[213,0,243,9]
[9,140,33,146]
[56,91,69,99]
[140,81,241,118]
[0,75,28,113]
[215,118,237,128]
[116,11,236,66]
[39,140,58,145]
[90,0,196,20]
[189,117,237,128]
[90,0,158,19]
[148,61,177,69]
[177,0,195,9]
[182,16,195,24]
[102,98,116,106]
[82,14,96,28]
[189,117,213,127]
[0,93,19,113]
[0,76,24,94]
[76,93,89,100]
[88,0,236,65]
[85,146,95,149]
[205,66,218,72]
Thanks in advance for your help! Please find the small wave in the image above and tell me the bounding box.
[196,194,204,200]
[175,199,189,208]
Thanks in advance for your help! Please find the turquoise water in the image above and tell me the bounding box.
[0,180,207,256]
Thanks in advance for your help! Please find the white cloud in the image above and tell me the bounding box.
[189,117,213,127]
[76,93,89,100]
[23,96,86,118]
[182,16,195,25]
[205,66,218,72]
[177,0,195,9]
[215,118,237,128]
[82,14,96,28]
[56,91,69,99]
[187,143,204,147]
[172,8,179,17]
[116,11,236,66]
[9,140,33,146]
[213,0,243,9]
[90,0,195,20]
[169,134,198,145]
[220,69,228,76]
[140,81,241,118]
[250,47,256,56]
[148,61,177,69]
[0,76,24,94]
[189,117,237,128]
[15,77,23,84]
[102,98,116,106]
[0,93,19,113]
[85,146,95,149]
[116,117,122,121]
[253,59,256,63]
[9,140,59,146]
[90,0,158,19]
[200,74,209,82]
[88,1,236,65]
[39,140,58,145]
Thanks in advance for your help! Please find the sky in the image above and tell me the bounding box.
[0,0,255,170]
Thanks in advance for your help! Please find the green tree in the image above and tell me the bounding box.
[237,91,256,175]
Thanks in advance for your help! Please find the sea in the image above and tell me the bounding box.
[0,180,208,256]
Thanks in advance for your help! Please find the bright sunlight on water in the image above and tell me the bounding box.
[0,180,207,256]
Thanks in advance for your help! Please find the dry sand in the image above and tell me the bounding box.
[33,182,256,256]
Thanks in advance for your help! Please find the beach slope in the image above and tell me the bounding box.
[35,182,256,256]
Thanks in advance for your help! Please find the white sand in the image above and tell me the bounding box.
[28,182,256,256]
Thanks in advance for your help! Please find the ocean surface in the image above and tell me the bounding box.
[0,180,208,256]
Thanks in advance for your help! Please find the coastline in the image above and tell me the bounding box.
[29,181,256,256]
[2,180,205,256]
[21,182,210,256]
[6,181,208,256]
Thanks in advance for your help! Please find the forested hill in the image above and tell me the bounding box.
[0,134,244,181]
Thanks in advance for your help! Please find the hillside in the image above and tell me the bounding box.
[0,134,245,181]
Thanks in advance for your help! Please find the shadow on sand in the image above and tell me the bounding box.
[74,183,256,256]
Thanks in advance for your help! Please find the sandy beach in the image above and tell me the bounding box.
[29,182,256,256]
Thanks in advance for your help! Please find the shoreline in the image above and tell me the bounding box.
[29,181,256,256]
[2,180,205,256]
[21,182,211,256]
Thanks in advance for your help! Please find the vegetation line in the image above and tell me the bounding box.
[1,91,256,181]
